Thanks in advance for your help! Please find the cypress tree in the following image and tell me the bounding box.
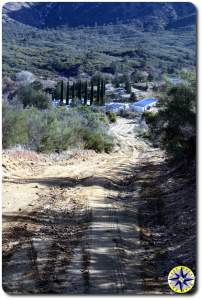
[100,80,105,105]
[72,82,75,106]
[75,81,78,100]
[84,81,88,105]
[100,80,103,105]
[60,80,64,105]
[90,81,94,106]
[103,80,106,98]
[66,81,69,105]
[96,78,100,105]
[125,80,131,93]
[77,80,82,102]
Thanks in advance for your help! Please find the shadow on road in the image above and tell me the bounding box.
[2,159,196,294]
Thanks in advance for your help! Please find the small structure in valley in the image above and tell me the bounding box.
[167,76,182,86]
[131,97,158,112]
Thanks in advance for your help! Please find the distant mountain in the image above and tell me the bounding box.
[2,2,196,79]
[3,2,196,30]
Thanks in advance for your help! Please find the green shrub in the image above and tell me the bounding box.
[143,110,157,124]
[141,132,151,139]
[106,111,117,123]
[117,109,137,119]
[98,112,109,126]
[30,80,43,91]
[17,85,50,109]
[2,105,114,153]
[2,103,28,148]
[84,131,113,153]
[146,76,196,161]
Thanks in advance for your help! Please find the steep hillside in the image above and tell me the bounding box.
[3,2,196,30]
[2,2,196,79]
[2,21,196,79]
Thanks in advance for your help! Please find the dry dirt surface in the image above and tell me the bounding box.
[2,117,196,295]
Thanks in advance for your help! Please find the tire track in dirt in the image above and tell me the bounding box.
[3,117,166,294]
[58,117,160,294]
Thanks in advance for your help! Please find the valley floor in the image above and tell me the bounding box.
[2,117,196,294]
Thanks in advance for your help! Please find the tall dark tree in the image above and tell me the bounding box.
[66,81,69,105]
[77,80,82,102]
[100,80,105,105]
[60,80,64,105]
[72,82,75,106]
[103,80,106,97]
[84,81,88,105]
[96,78,100,105]
[90,81,94,106]
[114,74,120,88]
[148,73,154,82]
[103,80,106,104]
[130,92,137,102]
[125,80,131,93]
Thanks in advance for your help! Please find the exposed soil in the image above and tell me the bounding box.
[2,117,196,294]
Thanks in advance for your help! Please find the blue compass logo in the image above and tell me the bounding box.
[168,266,195,293]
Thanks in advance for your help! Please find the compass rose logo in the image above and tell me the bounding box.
[168,266,195,293]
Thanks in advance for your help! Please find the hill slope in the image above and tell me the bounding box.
[3,2,196,30]
[2,2,196,79]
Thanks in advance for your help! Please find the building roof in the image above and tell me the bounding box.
[168,77,182,85]
[134,97,158,107]
[121,94,131,98]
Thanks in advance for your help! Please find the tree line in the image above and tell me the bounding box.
[55,78,106,106]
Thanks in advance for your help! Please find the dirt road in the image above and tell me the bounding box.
[2,117,196,294]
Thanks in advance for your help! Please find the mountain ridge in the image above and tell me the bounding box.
[3,2,196,30]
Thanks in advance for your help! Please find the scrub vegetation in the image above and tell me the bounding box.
[2,104,113,153]
[3,20,195,79]
[144,72,196,161]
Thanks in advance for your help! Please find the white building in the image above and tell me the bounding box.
[167,76,182,85]
[131,98,158,112]
[120,93,131,100]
